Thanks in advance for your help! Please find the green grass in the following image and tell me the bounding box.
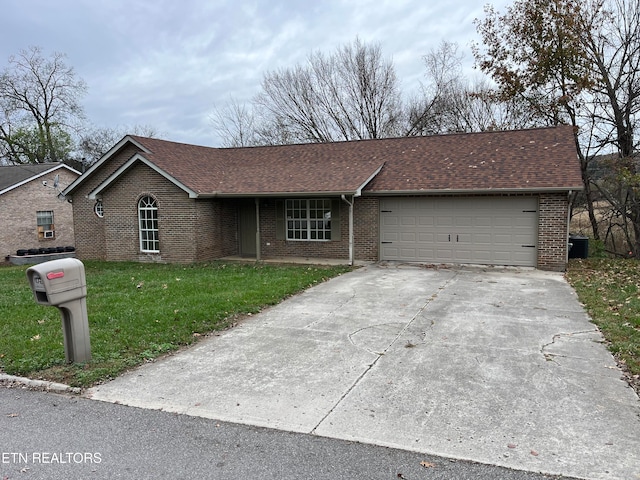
[566,258,640,388]
[0,261,351,388]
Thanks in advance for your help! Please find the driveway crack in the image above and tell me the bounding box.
[541,329,600,361]
[310,272,458,434]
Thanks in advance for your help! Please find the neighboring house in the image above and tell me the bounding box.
[63,126,583,271]
[1,163,80,260]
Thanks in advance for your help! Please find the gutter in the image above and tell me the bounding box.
[363,186,585,196]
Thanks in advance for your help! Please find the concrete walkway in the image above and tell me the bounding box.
[86,263,640,480]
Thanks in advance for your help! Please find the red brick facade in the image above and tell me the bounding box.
[69,144,573,271]
[537,193,570,271]
[72,162,572,271]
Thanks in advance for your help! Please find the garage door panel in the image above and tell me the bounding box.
[380,197,537,267]
[436,248,454,261]
[455,216,474,228]
[418,233,435,242]
[381,231,399,242]
[472,233,491,244]
[401,232,416,242]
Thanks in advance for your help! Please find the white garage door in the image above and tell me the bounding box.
[380,197,538,267]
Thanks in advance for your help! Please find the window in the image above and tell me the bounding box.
[138,196,159,252]
[36,211,54,240]
[286,199,331,241]
[94,200,104,218]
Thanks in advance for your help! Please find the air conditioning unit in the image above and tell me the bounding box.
[43,230,55,239]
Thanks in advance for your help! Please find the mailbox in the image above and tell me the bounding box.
[26,258,91,363]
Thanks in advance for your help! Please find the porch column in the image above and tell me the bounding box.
[255,198,261,261]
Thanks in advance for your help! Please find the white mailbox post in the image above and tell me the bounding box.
[26,258,91,363]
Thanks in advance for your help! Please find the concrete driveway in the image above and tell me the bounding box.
[86,263,640,480]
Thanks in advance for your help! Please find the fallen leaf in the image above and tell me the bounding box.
[420,461,436,468]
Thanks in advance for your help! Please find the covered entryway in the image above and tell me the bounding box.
[380,196,538,267]
[238,202,257,257]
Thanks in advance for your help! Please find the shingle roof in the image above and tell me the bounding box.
[128,137,385,196]
[363,126,582,193]
[76,126,582,198]
[0,163,70,194]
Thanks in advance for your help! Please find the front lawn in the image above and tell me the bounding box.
[566,258,640,393]
[0,261,350,388]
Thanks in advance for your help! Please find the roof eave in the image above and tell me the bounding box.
[0,163,81,196]
[363,186,584,196]
[197,190,362,199]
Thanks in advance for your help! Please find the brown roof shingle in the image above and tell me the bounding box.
[363,125,582,193]
[120,125,582,196]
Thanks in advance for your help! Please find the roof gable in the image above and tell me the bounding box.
[0,163,80,196]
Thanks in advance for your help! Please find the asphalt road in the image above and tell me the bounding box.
[0,385,575,480]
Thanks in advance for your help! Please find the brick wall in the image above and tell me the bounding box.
[537,193,570,271]
[69,147,571,270]
[195,199,238,261]
[1,169,78,260]
[253,196,378,262]
[72,144,140,260]
[260,199,350,259]
[102,163,196,263]
[354,197,379,261]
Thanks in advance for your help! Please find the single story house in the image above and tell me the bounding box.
[1,162,80,262]
[62,126,583,271]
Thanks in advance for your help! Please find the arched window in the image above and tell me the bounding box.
[138,196,159,252]
[94,200,104,218]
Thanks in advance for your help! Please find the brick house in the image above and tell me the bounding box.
[1,163,80,261]
[63,126,583,271]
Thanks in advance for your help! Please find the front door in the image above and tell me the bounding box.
[239,203,257,257]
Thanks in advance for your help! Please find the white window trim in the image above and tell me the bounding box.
[138,196,159,253]
[285,199,332,242]
[94,200,104,218]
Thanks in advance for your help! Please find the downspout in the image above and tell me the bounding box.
[566,190,573,266]
[341,195,354,266]
[255,198,261,262]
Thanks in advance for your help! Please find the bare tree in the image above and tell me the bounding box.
[0,46,87,164]
[75,124,160,169]
[253,38,403,143]
[406,41,541,136]
[474,0,640,255]
[474,0,600,240]
[211,96,259,147]
[581,0,640,254]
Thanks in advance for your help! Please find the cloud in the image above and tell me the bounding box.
[2,0,511,147]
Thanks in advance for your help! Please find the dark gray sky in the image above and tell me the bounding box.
[3,0,509,147]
